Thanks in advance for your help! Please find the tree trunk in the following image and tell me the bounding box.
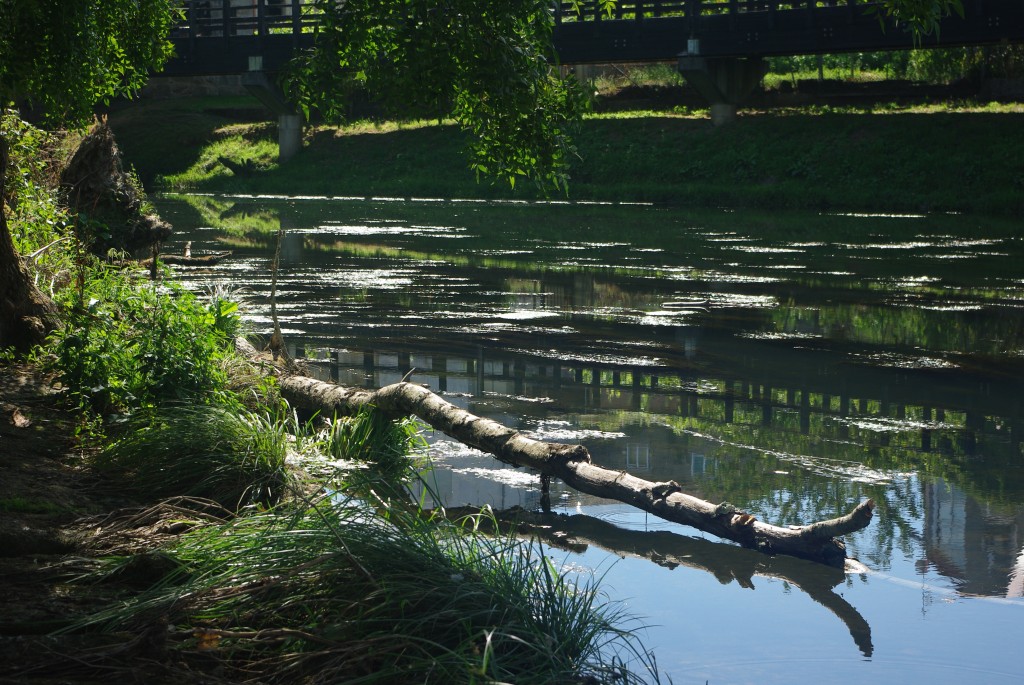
[0,137,59,351]
[276,370,875,568]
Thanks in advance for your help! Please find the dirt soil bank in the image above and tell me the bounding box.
[0,366,174,684]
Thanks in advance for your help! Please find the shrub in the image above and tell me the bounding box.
[49,263,240,419]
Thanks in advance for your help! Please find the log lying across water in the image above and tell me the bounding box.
[277,373,874,568]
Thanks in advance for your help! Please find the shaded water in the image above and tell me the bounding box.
[156,194,1024,684]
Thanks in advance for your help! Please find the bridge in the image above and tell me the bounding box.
[164,0,1024,135]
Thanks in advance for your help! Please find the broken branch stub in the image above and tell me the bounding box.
[278,374,874,567]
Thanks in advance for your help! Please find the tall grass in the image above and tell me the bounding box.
[96,404,291,510]
[320,407,427,479]
[81,493,660,684]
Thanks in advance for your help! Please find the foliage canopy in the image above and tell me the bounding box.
[286,0,589,192]
[0,0,178,126]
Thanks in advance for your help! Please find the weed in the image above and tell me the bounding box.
[1,110,78,293]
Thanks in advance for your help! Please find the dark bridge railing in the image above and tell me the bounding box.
[165,0,1024,75]
[553,0,1024,61]
[174,0,320,38]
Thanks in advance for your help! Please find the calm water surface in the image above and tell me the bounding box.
[156,194,1024,684]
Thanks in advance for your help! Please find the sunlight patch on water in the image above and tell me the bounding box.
[703,235,750,243]
[294,223,466,237]
[838,416,954,433]
[920,237,1005,247]
[449,467,540,488]
[709,293,778,308]
[497,394,555,404]
[491,311,560,321]
[739,331,824,341]
[840,241,936,250]
[826,211,926,218]
[694,272,783,285]
[524,420,626,442]
[478,323,577,336]
[918,303,985,312]
[519,349,662,367]
[329,269,416,289]
[429,439,487,460]
[728,246,805,254]
[893,275,942,285]
[852,352,958,370]
[636,311,702,326]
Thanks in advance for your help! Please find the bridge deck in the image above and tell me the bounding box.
[164,0,1024,76]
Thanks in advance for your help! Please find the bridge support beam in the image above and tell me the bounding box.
[242,63,303,162]
[677,55,766,126]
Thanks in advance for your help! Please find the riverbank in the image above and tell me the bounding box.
[109,96,1024,216]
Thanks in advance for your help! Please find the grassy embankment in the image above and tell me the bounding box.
[111,95,1024,216]
[1,113,659,684]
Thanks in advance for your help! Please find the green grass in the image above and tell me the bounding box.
[97,404,292,510]
[109,96,1024,216]
[78,492,659,684]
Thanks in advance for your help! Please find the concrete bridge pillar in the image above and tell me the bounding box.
[678,51,766,126]
[243,56,303,162]
[278,114,303,162]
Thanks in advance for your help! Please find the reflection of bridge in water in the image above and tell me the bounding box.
[290,339,1021,462]
[287,341,1024,598]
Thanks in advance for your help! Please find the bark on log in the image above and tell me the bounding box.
[274,369,874,567]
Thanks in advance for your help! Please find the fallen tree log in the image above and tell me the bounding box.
[141,251,233,267]
[274,370,874,568]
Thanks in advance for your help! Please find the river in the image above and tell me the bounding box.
[155,193,1024,684]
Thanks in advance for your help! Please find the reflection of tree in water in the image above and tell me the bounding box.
[770,303,1024,359]
[173,196,282,238]
[577,408,1024,595]
[450,505,874,657]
